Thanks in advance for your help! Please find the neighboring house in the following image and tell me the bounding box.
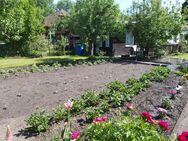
[44,9,80,50]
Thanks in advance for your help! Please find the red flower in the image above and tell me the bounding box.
[71,131,80,140]
[158,120,170,131]
[178,132,188,141]
[93,116,108,123]
[141,112,155,124]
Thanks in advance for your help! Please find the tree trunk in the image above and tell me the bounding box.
[88,40,94,56]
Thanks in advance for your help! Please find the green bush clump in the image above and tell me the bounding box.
[26,110,51,132]
[80,116,169,141]
[53,105,68,122]
[81,90,100,107]
[25,35,52,57]
[71,99,85,115]
[85,107,102,122]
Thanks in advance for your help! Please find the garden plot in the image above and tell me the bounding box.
[0,62,154,141]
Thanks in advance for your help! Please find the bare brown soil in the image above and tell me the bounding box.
[0,62,154,141]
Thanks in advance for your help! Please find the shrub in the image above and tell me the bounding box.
[71,99,85,114]
[26,110,51,132]
[80,116,168,141]
[53,105,68,122]
[85,107,102,122]
[25,35,52,57]
[81,90,100,107]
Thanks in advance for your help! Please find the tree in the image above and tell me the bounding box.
[56,0,75,12]
[34,0,55,16]
[128,0,182,53]
[0,0,43,54]
[66,0,121,55]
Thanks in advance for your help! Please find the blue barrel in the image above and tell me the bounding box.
[75,43,84,55]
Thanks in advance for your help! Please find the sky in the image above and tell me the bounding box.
[54,0,185,11]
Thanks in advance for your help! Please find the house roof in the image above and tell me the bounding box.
[44,9,68,27]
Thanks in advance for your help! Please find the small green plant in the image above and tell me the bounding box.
[26,110,51,132]
[107,81,127,93]
[99,100,110,112]
[50,136,60,141]
[161,97,173,109]
[81,90,100,107]
[71,99,85,114]
[85,107,102,122]
[109,92,125,108]
[53,105,68,122]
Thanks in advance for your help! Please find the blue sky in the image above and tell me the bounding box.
[54,0,185,11]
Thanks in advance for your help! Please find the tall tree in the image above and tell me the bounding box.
[66,0,121,55]
[0,0,43,52]
[128,0,182,53]
[34,0,55,16]
[56,0,75,12]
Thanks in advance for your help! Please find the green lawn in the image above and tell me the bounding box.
[0,55,88,68]
[168,53,188,60]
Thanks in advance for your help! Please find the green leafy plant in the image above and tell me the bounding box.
[53,105,68,122]
[26,110,51,132]
[80,116,168,141]
[162,97,173,109]
[85,107,102,122]
[71,99,85,114]
[81,90,100,107]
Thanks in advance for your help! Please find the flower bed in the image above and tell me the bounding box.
[8,66,186,141]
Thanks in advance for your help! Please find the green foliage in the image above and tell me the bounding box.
[71,99,85,114]
[162,97,173,109]
[0,0,43,55]
[56,0,75,12]
[34,0,55,16]
[81,90,100,107]
[66,0,121,55]
[85,107,102,122]
[129,0,182,51]
[53,105,68,122]
[80,116,169,141]
[56,36,69,55]
[26,35,52,57]
[26,110,51,132]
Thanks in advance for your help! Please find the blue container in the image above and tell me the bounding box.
[75,43,84,55]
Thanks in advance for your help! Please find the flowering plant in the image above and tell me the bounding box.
[157,107,167,118]
[158,120,169,132]
[141,112,155,124]
[93,116,108,123]
[178,132,188,141]
[71,131,80,140]
[5,125,12,141]
[126,103,134,110]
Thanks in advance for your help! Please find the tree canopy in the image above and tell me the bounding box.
[128,0,182,51]
[56,0,75,12]
[66,0,121,55]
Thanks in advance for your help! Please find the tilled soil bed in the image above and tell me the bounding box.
[32,72,188,141]
[0,62,154,141]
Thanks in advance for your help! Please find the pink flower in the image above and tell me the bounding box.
[64,99,73,110]
[157,107,168,114]
[169,90,177,95]
[93,116,108,123]
[158,120,170,131]
[5,125,12,141]
[71,131,80,140]
[178,132,188,141]
[126,103,134,110]
[141,112,155,124]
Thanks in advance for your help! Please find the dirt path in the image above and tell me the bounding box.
[0,62,154,141]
